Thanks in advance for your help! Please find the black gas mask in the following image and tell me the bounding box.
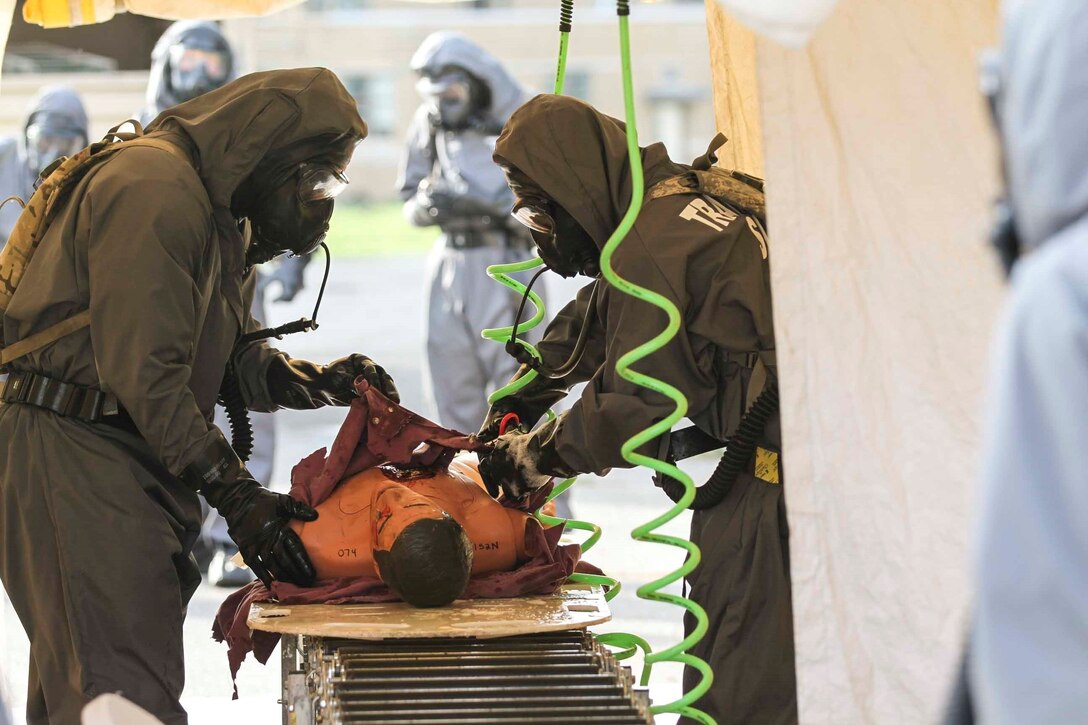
[245,161,349,268]
[167,31,232,104]
[512,197,600,279]
[25,111,86,179]
[417,68,482,131]
[502,165,600,278]
[498,167,602,379]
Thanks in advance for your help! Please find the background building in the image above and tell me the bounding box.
[1,0,715,202]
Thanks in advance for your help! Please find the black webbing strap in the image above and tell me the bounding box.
[667,425,727,461]
[1,370,119,421]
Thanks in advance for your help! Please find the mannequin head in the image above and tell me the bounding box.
[375,516,472,607]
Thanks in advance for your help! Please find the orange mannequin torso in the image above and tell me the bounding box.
[290,453,533,580]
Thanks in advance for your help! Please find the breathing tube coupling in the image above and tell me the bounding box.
[219,242,333,459]
[241,242,332,344]
[657,384,780,510]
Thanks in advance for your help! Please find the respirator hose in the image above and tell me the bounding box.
[506,273,600,381]
[221,243,332,461]
[480,0,631,605]
[217,362,254,463]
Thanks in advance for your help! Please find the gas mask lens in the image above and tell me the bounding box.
[513,201,560,256]
[246,162,343,266]
[298,163,349,203]
[168,44,230,103]
[512,202,555,236]
[437,82,470,113]
[25,121,84,178]
[435,81,469,106]
[169,45,229,83]
[417,70,474,129]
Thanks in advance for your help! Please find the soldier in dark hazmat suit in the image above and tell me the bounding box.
[477,95,796,725]
[138,20,311,585]
[397,31,542,435]
[0,86,88,245]
[0,68,399,725]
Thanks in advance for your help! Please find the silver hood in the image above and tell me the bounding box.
[409,31,527,127]
[999,0,1088,251]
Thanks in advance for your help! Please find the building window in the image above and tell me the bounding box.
[343,74,396,136]
[554,70,590,101]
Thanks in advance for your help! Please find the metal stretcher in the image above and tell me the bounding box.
[248,584,653,724]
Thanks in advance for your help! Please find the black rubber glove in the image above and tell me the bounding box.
[478,416,578,500]
[407,181,456,227]
[267,353,399,410]
[478,365,570,442]
[266,254,309,303]
[180,430,318,587]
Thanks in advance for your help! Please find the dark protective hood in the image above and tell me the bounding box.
[410,31,526,127]
[146,67,368,212]
[144,20,235,118]
[20,85,89,157]
[493,94,686,250]
[998,0,1088,252]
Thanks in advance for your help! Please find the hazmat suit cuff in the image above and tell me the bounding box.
[233,347,283,413]
[170,426,229,478]
[530,414,582,480]
[178,427,244,495]
[549,403,625,477]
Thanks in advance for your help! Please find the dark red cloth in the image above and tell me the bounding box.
[289,379,485,508]
[212,379,599,693]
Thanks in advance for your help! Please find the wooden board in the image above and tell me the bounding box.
[247,584,609,640]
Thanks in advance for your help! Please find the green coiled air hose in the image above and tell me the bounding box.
[593,5,713,721]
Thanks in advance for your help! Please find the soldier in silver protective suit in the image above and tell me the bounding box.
[0,86,88,245]
[397,31,543,436]
[964,2,1088,723]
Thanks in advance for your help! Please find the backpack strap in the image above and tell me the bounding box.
[647,167,767,226]
[692,132,728,171]
[0,196,26,212]
[1,310,91,366]
[1,136,190,368]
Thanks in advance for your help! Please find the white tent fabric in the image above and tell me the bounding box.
[704,0,764,174]
[708,0,1003,721]
[713,0,841,48]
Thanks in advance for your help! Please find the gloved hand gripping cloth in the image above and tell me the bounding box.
[213,378,601,693]
[180,430,318,587]
[479,414,579,500]
[477,363,571,442]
